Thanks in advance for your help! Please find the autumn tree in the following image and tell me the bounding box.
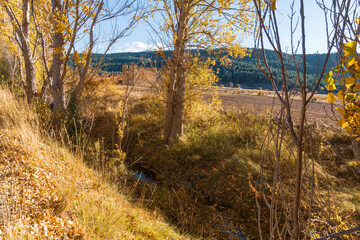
[324,1,360,161]
[155,0,254,144]
[1,0,38,103]
[252,0,344,238]
[0,14,20,88]
[49,0,146,127]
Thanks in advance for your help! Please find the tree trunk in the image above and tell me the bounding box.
[163,2,187,144]
[163,74,185,144]
[292,129,303,239]
[8,55,17,88]
[39,71,51,101]
[4,0,37,102]
[17,55,27,97]
[21,0,37,102]
[52,0,66,128]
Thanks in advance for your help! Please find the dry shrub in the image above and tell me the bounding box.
[78,74,124,116]
[90,110,119,147]
[185,95,222,127]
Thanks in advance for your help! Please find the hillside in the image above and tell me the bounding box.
[1,79,360,238]
[0,88,186,239]
[92,49,338,92]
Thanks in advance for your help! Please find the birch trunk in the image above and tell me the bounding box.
[18,0,37,102]
[51,0,66,127]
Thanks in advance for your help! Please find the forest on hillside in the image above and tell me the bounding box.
[1,0,360,239]
[92,50,338,92]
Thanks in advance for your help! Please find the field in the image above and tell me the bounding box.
[132,86,341,127]
[204,88,341,127]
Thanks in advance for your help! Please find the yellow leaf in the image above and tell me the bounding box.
[345,77,356,88]
[325,71,333,84]
[337,90,344,100]
[270,0,277,10]
[355,62,360,72]
[326,92,336,103]
[348,57,356,67]
[341,120,352,133]
[336,107,345,117]
[326,83,336,91]
[344,41,357,58]
[353,83,360,92]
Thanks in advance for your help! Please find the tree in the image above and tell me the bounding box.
[49,0,146,128]
[155,0,254,144]
[1,0,38,103]
[252,0,343,238]
[0,16,20,88]
[323,1,360,161]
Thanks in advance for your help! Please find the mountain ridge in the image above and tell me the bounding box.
[91,49,338,92]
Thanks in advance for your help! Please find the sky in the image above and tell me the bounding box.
[97,0,332,54]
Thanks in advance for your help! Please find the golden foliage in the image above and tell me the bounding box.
[157,0,254,57]
[325,40,360,140]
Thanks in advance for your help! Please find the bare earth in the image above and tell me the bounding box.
[203,89,341,127]
[130,86,341,127]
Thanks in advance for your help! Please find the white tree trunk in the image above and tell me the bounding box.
[4,0,37,102]
[22,0,37,102]
[51,0,66,127]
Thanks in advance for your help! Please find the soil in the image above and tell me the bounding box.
[203,90,341,127]
[131,86,342,128]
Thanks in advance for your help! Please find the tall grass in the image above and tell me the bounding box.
[0,87,186,239]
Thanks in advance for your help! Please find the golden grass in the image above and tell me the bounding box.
[0,88,186,239]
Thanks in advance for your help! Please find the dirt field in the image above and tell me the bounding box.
[203,89,341,127]
[130,86,341,128]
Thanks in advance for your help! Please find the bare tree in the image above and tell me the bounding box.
[252,0,343,238]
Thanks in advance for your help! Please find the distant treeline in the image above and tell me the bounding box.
[91,49,338,92]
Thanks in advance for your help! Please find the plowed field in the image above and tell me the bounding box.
[204,89,341,127]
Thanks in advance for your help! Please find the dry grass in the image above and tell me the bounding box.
[206,86,329,102]
[0,88,186,239]
[124,92,360,239]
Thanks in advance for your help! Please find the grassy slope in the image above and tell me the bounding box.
[0,88,186,239]
[124,93,360,239]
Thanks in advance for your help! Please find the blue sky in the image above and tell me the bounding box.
[99,0,331,54]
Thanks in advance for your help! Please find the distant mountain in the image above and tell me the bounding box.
[91,49,338,93]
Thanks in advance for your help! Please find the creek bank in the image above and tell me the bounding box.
[130,170,248,239]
